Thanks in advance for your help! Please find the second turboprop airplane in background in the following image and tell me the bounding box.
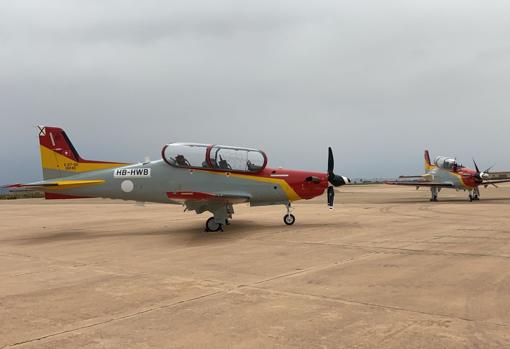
[386,150,510,201]
[4,126,351,231]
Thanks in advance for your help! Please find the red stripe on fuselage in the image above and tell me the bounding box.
[253,167,329,200]
[167,192,217,200]
[190,167,329,201]
[44,193,89,200]
[456,168,478,188]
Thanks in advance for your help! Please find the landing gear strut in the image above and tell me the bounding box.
[283,202,295,226]
[430,187,439,202]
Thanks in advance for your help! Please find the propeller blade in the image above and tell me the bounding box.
[327,186,334,209]
[473,159,480,173]
[327,147,350,187]
[485,165,495,174]
[328,147,334,174]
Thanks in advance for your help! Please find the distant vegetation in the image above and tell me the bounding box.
[0,191,44,200]
[350,178,387,185]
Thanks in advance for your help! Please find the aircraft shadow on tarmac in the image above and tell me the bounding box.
[1,221,341,246]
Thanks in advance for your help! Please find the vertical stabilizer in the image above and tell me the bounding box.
[38,126,128,180]
[424,150,433,172]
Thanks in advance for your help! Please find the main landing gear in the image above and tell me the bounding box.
[430,187,439,202]
[205,217,224,232]
[204,204,233,232]
[283,202,295,226]
[204,202,297,231]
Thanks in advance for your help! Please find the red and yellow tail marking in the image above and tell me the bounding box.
[424,150,435,172]
[40,145,127,173]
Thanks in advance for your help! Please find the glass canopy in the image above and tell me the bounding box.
[162,143,267,173]
[434,156,463,170]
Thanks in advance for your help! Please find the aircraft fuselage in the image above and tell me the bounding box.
[41,160,330,205]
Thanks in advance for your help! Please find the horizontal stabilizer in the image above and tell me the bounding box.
[4,179,106,191]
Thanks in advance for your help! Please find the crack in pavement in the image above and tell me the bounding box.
[0,290,222,349]
[1,253,379,348]
[244,285,510,329]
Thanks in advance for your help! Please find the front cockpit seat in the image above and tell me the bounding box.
[218,155,232,170]
[174,155,191,167]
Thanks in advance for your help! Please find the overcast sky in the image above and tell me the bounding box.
[1,0,510,183]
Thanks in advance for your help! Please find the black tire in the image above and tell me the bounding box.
[205,217,222,232]
[283,214,296,226]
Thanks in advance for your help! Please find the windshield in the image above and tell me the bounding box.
[162,143,209,168]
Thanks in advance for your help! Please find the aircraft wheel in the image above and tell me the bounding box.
[283,214,296,226]
[205,217,223,232]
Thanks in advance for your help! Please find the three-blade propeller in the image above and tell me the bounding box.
[327,147,350,209]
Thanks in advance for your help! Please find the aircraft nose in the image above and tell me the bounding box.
[329,174,351,187]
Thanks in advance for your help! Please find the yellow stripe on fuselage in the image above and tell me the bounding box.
[425,164,436,172]
[201,170,302,202]
[40,145,127,173]
[45,179,106,189]
[449,171,471,189]
[430,166,473,189]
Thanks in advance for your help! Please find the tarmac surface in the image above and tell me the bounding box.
[1,184,510,348]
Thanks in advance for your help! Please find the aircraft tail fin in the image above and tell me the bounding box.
[424,150,433,171]
[38,126,128,180]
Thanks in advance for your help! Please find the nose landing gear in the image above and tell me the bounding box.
[469,187,481,202]
[283,202,295,226]
[469,192,480,202]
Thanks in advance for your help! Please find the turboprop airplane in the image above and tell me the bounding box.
[385,150,510,202]
[3,126,351,231]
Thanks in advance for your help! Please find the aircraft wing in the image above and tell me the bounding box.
[482,179,510,187]
[385,180,455,188]
[3,180,106,191]
[166,191,251,204]
[166,191,252,215]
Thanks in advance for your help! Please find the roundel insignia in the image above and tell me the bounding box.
[121,180,134,193]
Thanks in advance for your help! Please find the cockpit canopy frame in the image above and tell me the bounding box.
[162,143,268,173]
[434,156,463,171]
